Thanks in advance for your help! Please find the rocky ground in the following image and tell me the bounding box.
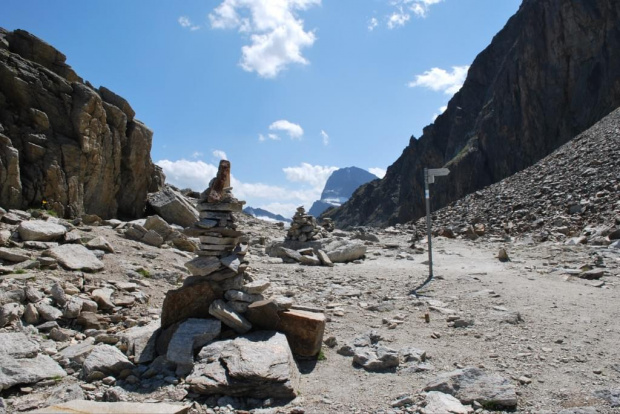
[0,206,618,414]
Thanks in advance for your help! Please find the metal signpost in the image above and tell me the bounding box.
[411,167,450,296]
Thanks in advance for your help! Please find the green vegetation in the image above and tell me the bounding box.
[137,268,151,278]
[317,349,326,361]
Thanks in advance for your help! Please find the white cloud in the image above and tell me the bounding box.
[320,130,329,146]
[209,0,320,78]
[387,9,410,29]
[385,0,443,28]
[268,133,281,140]
[178,16,201,31]
[283,163,338,190]
[408,65,469,95]
[269,120,304,139]
[191,151,203,159]
[212,150,228,160]
[156,159,218,191]
[368,17,378,31]
[156,159,335,216]
[369,167,386,179]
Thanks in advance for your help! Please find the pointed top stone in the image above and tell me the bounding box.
[202,160,231,203]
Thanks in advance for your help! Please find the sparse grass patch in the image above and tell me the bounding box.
[137,268,151,278]
[317,349,326,361]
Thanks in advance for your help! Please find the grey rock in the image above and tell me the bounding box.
[209,300,252,333]
[187,331,300,399]
[147,186,199,228]
[62,296,83,319]
[557,408,598,414]
[242,279,271,294]
[45,244,104,271]
[118,319,160,364]
[424,367,517,408]
[225,290,263,303]
[167,318,221,375]
[142,230,164,247]
[59,336,95,364]
[91,288,115,310]
[0,247,30,263]
[17,220,66,241]
[594,389,620,407]
[0,332,40,357]
[44,383,85,407]
[0,288,26,305]
[323,239,367,263]
[185,256,222,276]
[423,391,473,414]
[0,354,66,391]
[82,344,134,380]
[50,282,67,306]
[86,236,115,253]
[0,302,24,327]
[23,303,40,324]
[400,347,427,363]
[31,400,191,413]
[353,345,400,371]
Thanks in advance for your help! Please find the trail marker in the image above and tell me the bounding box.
[411,167,450,296]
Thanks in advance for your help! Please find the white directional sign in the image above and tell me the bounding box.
[428,168,450,177]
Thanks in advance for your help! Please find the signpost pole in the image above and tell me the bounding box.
[411,167,449,296]
[424,168,433,282]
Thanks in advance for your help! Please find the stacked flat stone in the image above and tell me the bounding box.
[321,218,335,232]
[160,161,271,335]
[286,206,328,242]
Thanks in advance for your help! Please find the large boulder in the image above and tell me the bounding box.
[187,331,300,399]
[82,345,134,380]
[44,244,104,271]
[323,239,367,263]
[166,318,221,375]
[147,186,199,228]
[0,354,66,391]
[17,220,66,241]
[424,367,517,409]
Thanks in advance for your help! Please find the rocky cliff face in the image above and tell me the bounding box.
[327,0,620,228]
[308,167,378,217]
[0,28,163,219]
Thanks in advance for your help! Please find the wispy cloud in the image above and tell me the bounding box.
[368,17,378,31]
[368,167,386,179]
[432,105,448,121]
[209,0,321,78]
[191,151,203,159]
[320,130,329,146]
[269,120,304,140]
[385,0,443,29]
[212,150,228,160]
[178,16,201,31]
[408,66,469,95]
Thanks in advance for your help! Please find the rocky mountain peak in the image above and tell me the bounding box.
[327,0,620,228]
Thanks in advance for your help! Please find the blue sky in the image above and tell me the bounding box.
[3,0,521,217]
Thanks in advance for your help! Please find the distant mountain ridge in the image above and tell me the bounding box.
[308,167,378,217]
[243,207,292,223]
[327,0,620,227]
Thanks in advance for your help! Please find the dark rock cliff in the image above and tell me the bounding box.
[0,28,163,219]
[327,0,620,228]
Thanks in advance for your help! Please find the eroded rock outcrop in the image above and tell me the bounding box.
[328,0,620,227]
[0,28,163,219]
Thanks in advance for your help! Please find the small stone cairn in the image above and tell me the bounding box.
[286,206,328,242]
[159,161,326,364]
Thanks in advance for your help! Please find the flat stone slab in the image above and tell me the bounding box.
[424,367,517,409]
[423,391,473,414]
[277,309,326,357]
[118,320,160,364]
[187,331,300,399]
[18,220,67,242]
[0,332,40,358]
[161,281,220,329]
[30,400,190,413]
[0,354,66,391]
[45,244,104,271]
[82,345,133,380]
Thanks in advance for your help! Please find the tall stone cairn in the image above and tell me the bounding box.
[160,160,269,334]
[286,206,328,242]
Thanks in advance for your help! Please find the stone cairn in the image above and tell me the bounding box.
[158,160,326,379]
[286,206,328,242]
